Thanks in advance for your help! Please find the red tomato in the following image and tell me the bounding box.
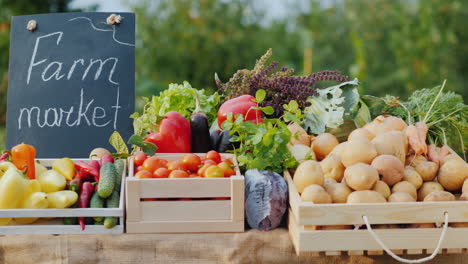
[135,165,143,173]
[197,164,211,177]
[182,154,202,172]
[205,151,222,164]
[142,157,166,173]
[133,152,148,167]
[134,170,153,179]
[169,170,189,178]
[203,159,217,166]
[205,165,224,178]
[167,160,187,171]
[223,158,234,165]
[189,173,200,178]
[218,162,236,177]
[153,167,170,178]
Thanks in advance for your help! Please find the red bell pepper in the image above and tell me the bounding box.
[144,111,191,153]
[217,95,263,128]
[74,161,99,181]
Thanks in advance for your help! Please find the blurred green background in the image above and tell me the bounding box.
[1,0,467,150]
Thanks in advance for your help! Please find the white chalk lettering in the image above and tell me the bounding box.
[44,108,60,127]
[67,59,85,80]
[42,61,65,81]
[111,86,121,130]
[27,32,63,85]
[92,107,111,127]
[82,57,119,85]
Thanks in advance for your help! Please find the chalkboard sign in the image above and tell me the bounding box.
[6,12,135,158]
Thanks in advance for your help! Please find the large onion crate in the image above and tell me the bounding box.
[0,159,125,235]
[285,170,468,258]
[126,153,244,233]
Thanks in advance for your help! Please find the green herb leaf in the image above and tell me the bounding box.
[255,89,266,103]
[109,131,129,154]
[127,135,158,156]
[261,106,275,115]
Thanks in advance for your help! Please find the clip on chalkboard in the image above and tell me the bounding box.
[106,14,122,25]
[26,20,37,31]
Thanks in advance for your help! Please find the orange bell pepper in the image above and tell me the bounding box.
[11,143,36,179]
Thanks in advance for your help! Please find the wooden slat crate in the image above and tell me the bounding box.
[126,153,244,233]
[285,170,468,257]
[0,159,125,235]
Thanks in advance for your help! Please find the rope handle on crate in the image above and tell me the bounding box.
[362,212,449,263]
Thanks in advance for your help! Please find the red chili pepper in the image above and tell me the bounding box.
[144,111,191,153]
[74,161,99,180]
[68,177,82,193]
[217,95,263,128]
[0,152,9,162]
[88,160,101,182]
[78,182,94,231]
[100,154,114,165]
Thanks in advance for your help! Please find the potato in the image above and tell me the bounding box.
[341,139,378,167]
[418,182,444,201]
[329,142,347,158]
[392,181,417,200]
[372,181,391,199]
[440,154,465,166]
[301,184,332,204]
[288,122,310,146]
[459,192,468,201]
[405,155,427,167]
[409,223,435,228]
[423,191,456,202]
[312,133,339,160]
[344,163,379,191]
[293,160,324,193]
[348,128,375,141]
[320,154,345,182]
[415,161,438,182]
[363,115,407,136]
[463,179,468,194]
[371,155,404,186]
[403,166,423,189]
[325,182,352,203]
[438,159,468,191]
[324,178,337,188]
[388,192,415,202]
[371,131,407,163]
[347,190,387,203]
[289,144,316,163]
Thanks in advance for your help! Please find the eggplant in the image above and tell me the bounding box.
[190,95,211,152]
[217,130,239,153]
[210,130,220,151]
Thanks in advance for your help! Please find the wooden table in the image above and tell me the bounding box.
[0,228,465,263]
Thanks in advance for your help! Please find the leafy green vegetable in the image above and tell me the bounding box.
[109,131,129,155]
[384,81,468,157]
[132,81,220,135]
[303,78,360,134]
[222,90,301,173]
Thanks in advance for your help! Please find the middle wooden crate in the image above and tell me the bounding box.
[126,153,245,233]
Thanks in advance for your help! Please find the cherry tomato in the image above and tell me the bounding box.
[135,165,143,173]
[197,164,211,177]
[153,167,170,178]
[167,160,187,171]
[181,154,202,172]
[169,170,189,178]
[189,173,200,178]
[134,170,152,179]
[205,150,222,164]
[205,165,224,178]
[203,159,217,166]
[133,152,148,167]
[223,158,234,165]
[142,157,166,173]
[218,162,236,177]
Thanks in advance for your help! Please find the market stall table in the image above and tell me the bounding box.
[0,228,465,263]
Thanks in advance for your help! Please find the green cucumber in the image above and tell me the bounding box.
[97,162,116,198]
[94,221,104,225]
[90,192,105,222]
[63,201,78,225]
[103,190,120,229]
[114,159,125,191]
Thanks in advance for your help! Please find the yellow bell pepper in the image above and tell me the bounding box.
[23,179,42,199]
[0,168,29,225]
[35,162,48,178]
[0,161,17,178]
[37,170,66,193]
[15,192,49,224]
[52,158,75,181]
[48,191,78,209]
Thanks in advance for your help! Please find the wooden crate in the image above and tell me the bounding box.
[285,170,468,257]
[0,159,125,235]
[126,153,245,233]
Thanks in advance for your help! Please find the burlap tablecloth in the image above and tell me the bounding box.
[0,228,465,264]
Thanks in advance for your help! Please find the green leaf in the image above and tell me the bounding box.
[255,89,266,103]
[353,100,372,128]
[109,131,129,154]
[261,106,275,115]
[127,135,158,156]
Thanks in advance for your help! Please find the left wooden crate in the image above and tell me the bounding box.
[0,159,125,235]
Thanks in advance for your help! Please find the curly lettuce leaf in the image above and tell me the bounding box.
[303,79,359,134]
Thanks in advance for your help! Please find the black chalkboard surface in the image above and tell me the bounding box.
[6,12,135,158]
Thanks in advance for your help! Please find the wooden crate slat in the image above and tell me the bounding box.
[325,251,341,256]
[231,176,244,221]
[140,200,231,221]
[367,250,384,255]
[348,250,364,256]
[0,208,122,218]
[126,220,244,233]
[406,249,423,255]
[138,178,232,198]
